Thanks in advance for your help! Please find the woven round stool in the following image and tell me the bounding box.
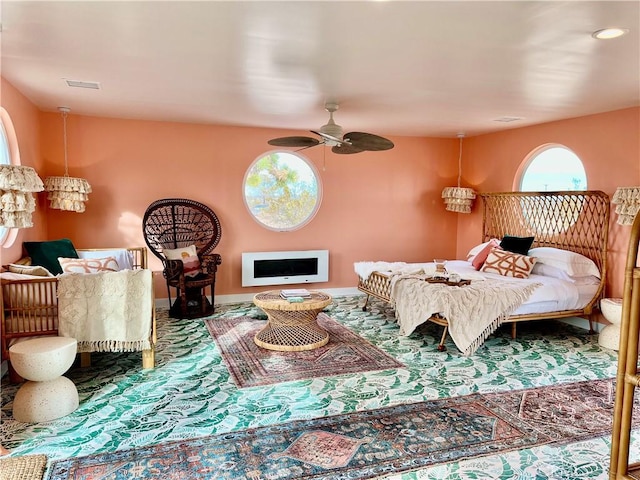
[9,337,79,423]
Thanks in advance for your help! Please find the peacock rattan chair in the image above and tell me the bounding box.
[143,198,222,319]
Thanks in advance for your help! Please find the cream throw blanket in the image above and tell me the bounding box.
[58,269,153,353]
[391,275,541,356]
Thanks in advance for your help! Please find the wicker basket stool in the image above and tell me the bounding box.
[253,291,332,352]
[9,336,79,423]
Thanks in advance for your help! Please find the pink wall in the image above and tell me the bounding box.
[3,76,639,303]
[36,111,458,298]
[458,107,640,298]
[0,79,48,265]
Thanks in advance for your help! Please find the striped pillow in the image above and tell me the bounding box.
[58,256,120,274]
[481,248,537,279]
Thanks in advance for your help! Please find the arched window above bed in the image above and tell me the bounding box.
[518,145,587,192]
[516,145,588,234]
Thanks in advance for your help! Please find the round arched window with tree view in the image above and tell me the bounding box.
[243,151,322,231]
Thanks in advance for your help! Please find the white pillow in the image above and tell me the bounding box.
[528,247,600,279]
[7,264,54,277]
[531,263,601,285]
[78,249,134,271]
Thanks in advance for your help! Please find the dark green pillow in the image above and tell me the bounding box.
[23,238,79,275]
[499,235,535,255]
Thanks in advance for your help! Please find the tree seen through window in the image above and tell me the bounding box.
[243,151,321,231]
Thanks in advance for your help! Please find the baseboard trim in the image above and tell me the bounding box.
[155,287,364,309]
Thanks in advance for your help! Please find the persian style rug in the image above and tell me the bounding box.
[204,314,405,388]
[47,378,636,480]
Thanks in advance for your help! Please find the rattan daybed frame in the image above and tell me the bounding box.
[357,191,610,351]
[1,247,156,382]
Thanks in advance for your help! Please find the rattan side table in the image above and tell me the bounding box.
[252,290,332,351]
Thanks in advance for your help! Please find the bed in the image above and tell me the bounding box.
[356,191,610,354]
[1,247,156,382]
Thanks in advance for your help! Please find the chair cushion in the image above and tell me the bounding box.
[163,245,201,278]
[23,239,79,275]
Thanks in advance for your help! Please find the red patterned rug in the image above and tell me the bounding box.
[204,314,405,387]
[47,379,638,479]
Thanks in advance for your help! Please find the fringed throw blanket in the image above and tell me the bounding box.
[392,276,541,356]
[58,269,153,353]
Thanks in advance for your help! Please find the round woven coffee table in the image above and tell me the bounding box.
[253,290,332,351]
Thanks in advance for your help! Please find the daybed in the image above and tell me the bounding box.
[356,191,610,355]
[1,246,156,382]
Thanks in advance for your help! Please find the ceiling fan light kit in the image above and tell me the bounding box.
[268,102,394,155]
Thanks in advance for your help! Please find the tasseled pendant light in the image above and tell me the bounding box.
[0,165,44,227]
[612,186,640,225]
[442,133,476,213]
[44,107,92,212]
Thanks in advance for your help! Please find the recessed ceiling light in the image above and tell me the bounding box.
[592,28,629,40]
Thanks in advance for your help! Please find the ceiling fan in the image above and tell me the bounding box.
[267,102,394,155]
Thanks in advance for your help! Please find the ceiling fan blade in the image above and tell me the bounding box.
[344,132,394,151]
[332,143,365,155]
[268,136,320,148]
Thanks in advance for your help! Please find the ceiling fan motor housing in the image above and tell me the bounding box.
[320,103,343,145]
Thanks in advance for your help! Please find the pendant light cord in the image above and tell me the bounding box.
[62,109,69,177]
[457,134,463,188]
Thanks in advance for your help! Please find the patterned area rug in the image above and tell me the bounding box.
[47,378,635,480]
[204,314,405,387]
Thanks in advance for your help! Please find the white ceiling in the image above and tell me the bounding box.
[1,1,638,138]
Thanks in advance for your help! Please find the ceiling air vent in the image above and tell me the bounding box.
[493,116,523,123]
[65,79,101,90]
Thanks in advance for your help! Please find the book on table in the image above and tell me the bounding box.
[280,289,311,299]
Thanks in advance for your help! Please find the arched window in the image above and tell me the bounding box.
[243,151,322,231]
[0,108,20,246]
[517,145,588,234]
[519,145,587,192]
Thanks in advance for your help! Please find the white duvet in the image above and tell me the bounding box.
[443,260,597,314]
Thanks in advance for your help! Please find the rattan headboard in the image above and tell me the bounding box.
[481,191,610,277]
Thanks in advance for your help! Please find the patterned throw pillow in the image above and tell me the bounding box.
[481,248,537,279]
[58,257,120,274]
[162,245,201,278]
